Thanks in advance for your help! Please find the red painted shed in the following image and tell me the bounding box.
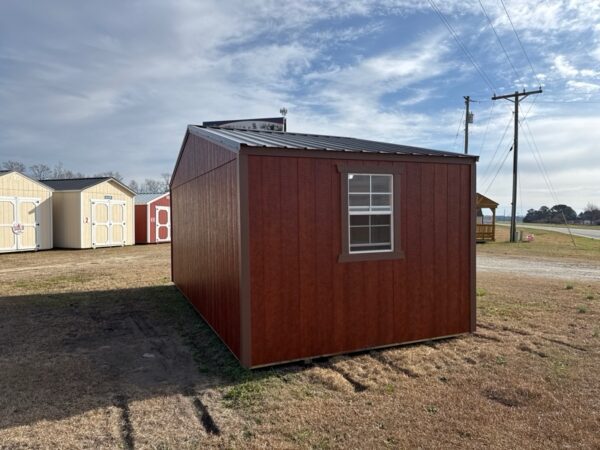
[134,193,171,244]
[171,125,478,368]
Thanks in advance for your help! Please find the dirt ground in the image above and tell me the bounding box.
[0,238,599,449]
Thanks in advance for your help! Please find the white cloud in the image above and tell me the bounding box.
[566,80,600,93]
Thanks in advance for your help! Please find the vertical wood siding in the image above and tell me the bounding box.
[247,155,474,366]
[134,205,148,244]
[171,137,241,358]
[171,133,237,189]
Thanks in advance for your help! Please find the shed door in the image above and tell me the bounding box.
[91,199,127,248]
[111,201,127,245]
[16,198,40,250]
[155,206,170,242]
[0,197,39,252]
[92,200,110,247]
[0,197,17,252]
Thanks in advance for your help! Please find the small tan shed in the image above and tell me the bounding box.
[41,177,135,249]
[0,170,53,253]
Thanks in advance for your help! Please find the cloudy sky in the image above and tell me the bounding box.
[1,0,599,213]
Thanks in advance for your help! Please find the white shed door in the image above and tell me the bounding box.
[0,196,40,252]
[155,206,170,242]
[92,199,127,248]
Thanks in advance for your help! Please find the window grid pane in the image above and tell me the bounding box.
[348,173,393,254]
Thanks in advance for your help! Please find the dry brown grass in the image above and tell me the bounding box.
[0,242,599,449]
[479,224,600,260]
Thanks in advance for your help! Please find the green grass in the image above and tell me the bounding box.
[10,274,93,292]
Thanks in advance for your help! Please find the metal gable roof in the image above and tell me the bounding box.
[135,192,169,205]
[41,177,136,195]
[41,177,111,191]
[188,125,478,159]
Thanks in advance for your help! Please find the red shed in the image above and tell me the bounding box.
[171,125,478,368]
[134,193,171,244]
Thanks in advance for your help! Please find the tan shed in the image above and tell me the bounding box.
[41,177,135,249]
[0,170,53,253]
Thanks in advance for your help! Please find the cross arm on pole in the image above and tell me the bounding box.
[492,88,542,101]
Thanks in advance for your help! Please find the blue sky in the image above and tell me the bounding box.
[1,0,599,213]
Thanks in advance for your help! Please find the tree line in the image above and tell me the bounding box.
[524,203,600,225]
[1,160,169,194]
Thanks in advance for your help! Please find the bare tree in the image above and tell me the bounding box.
[29,164,52,180]
[128,180,139,193]
[2,160,26,173]
[95,171,124,182]
[161,172,171,192]
[52,162,84,179]
[139,179,164,194]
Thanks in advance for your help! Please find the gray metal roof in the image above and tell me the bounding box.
[135,193,168,205]
[188,125,477,159]
[41,177,111,190]
[41,177,135,195]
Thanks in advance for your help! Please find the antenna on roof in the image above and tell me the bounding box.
[279,107,288,132]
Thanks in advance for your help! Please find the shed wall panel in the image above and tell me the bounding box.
[171,133,237,189]
[135,205,148,244]
[171,142,241,358]
[247,155,474,366]
[51,192,81,248]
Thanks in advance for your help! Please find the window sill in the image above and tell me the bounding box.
[338,250,405,263]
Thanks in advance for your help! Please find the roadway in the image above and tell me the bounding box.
[498,223,600,240]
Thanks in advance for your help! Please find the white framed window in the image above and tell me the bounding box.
[348,173,393,253]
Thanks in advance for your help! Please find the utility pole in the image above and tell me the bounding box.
[492,88,542,242]
[463,96,473,154]
[279,107,288,131]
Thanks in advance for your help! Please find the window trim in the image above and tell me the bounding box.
[337,163,404,263]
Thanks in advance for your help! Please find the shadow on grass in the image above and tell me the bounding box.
[0,284,293,431]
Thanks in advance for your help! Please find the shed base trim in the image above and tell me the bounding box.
[248,332,470,369]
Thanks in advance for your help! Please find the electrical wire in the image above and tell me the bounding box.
[499,0,542,87]
[428,0,497,92]
[479,112,512,185]
[483,146,512,194]
[478,0,521,81]
[477,100,496,158]
[452,113,465,151]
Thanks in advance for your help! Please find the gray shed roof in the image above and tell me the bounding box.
[41,177,135,195]
[135,193,169,205]
[188,125,478,159]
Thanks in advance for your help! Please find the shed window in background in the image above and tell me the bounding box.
[348,174,393,253]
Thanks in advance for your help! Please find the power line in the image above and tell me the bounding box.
[477,100,496,158]
[483,146,512,195]
[491,88,543,242]
[478,0,521,81]
[499,0,542,87]
[535,100,600,104]
[452,111,464,150]
[428,0,497,92]
[480,111,512,184]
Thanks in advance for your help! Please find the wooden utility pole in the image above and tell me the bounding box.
[492,88,542,242]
